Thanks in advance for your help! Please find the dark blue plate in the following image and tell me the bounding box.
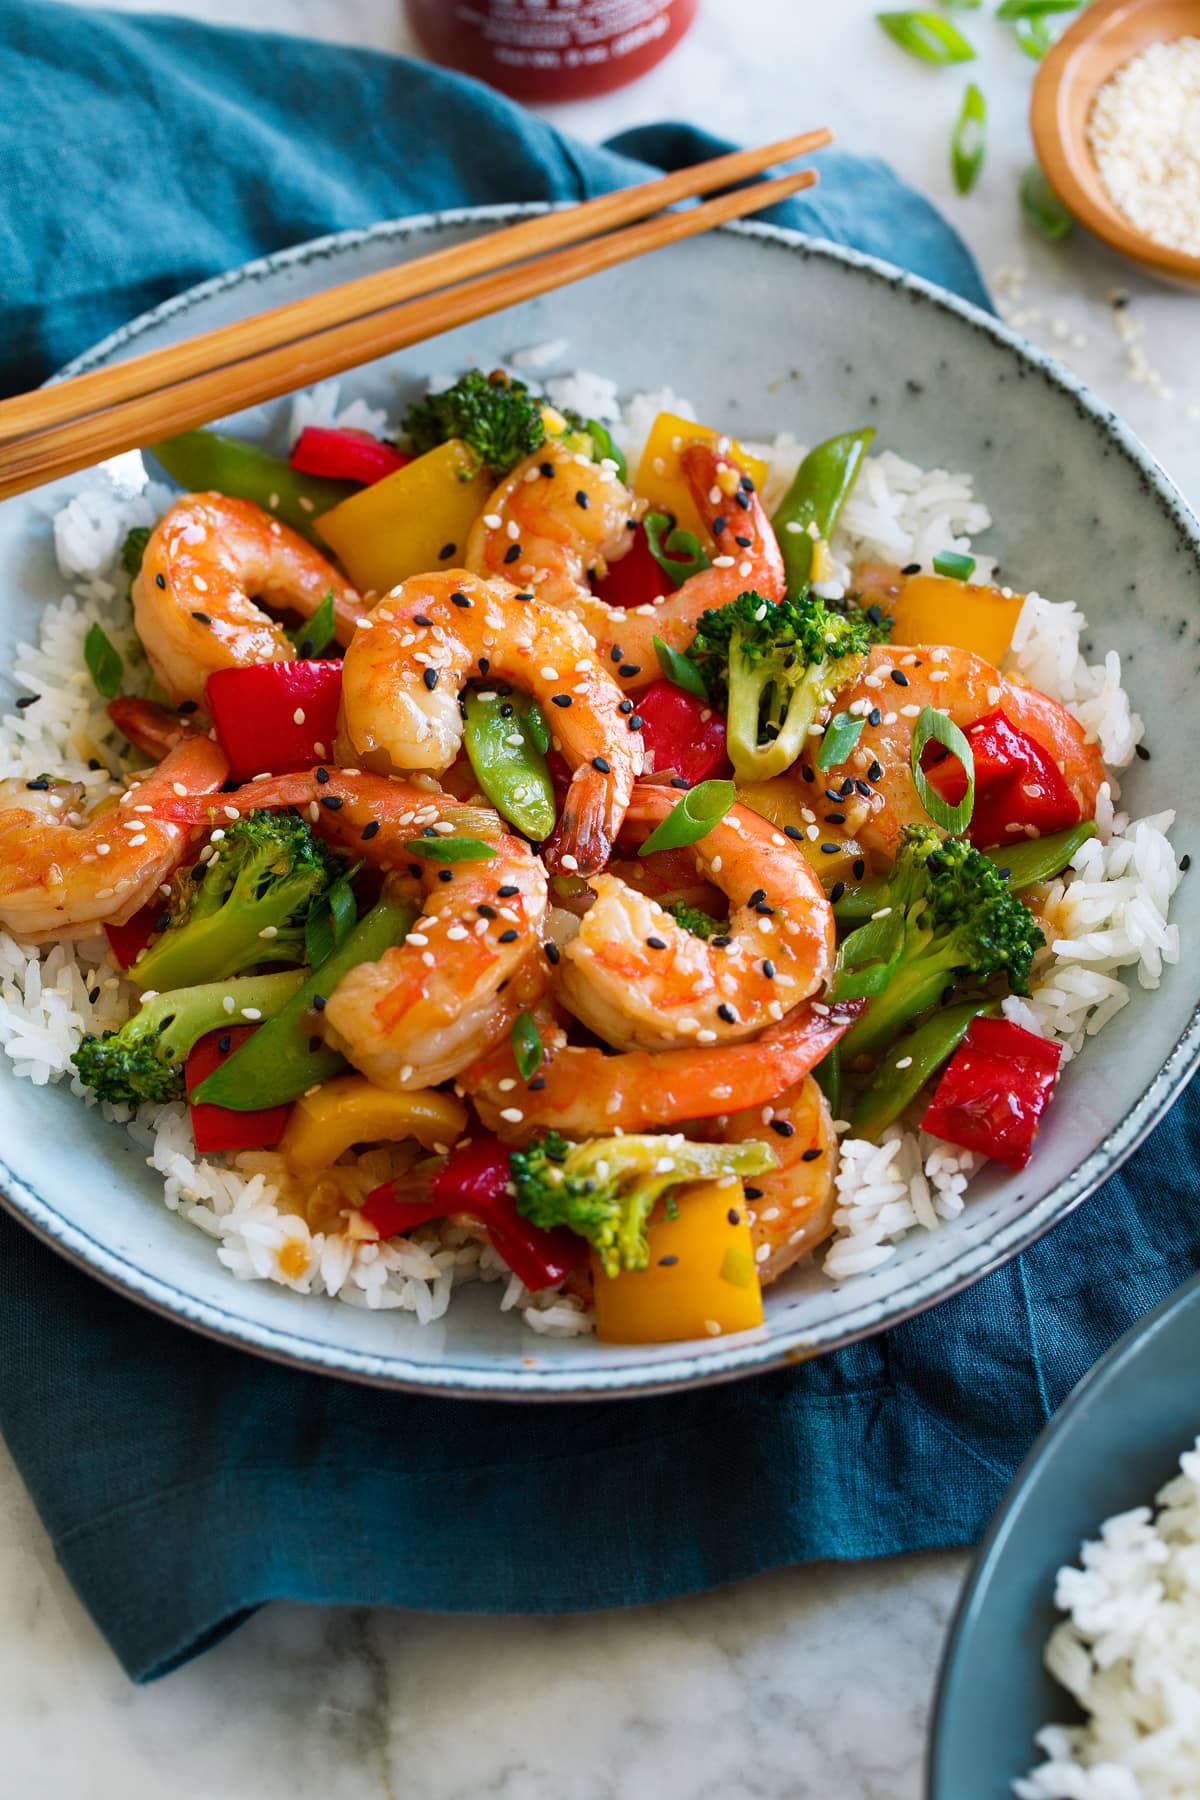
[928,1269,1200,1798]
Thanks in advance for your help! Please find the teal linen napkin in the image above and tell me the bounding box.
[2,0,1195,1684]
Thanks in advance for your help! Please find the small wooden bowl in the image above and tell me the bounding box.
[1030,0,1200,288]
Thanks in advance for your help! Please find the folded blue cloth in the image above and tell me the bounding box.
[1,0,1195,1684]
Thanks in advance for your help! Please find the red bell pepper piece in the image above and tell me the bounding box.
[289,426,410,486]
[363,1138,584,1291]
[205,659,343,782]
[104,905,161,969]
[926,708,1081,850]
[920,1015,1062,1171]
[637,679,729,787]
[185,1027,292,1153]
[592,523,669,610]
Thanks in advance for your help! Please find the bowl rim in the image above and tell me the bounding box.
[925,1266,1200,1797]
[1030,0,1200,283]
[5,200,1199,1400]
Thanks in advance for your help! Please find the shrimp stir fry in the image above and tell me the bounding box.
[6,367,1113,1345]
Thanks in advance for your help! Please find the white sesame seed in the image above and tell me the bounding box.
[500,1106,524,1123]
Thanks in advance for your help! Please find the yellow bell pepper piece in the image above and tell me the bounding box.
[279,1074,467,1174]
[592,1178,764,1345]
[315,439,494,594]
[735,776,867,890]
[633,411,770,549]
[891,573,1024,666]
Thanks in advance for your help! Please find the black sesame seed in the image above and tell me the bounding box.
[450,591,472,609]
[1181,854,1192,872]
[740,474,755,492]
[712,515,728,535]
[619,699,634,715]
[769,1119,795,1138]
[748,888,767,906]
[88,985,101,1004]
[478,656,490,676]
[320,795,344,810]
[154,911,171,932]
[88,758,102,771]
[728,1206,744,1223]
[498,885,519,897]
[734,534,753,549]
[717,1002,736,1023]
[575,490,589,509]
[592,756,611,773]
[177,700,198,715]
[610,645,624,663]
[853,858,866,880]
[824,789,843,805]
[840,778,855,797]
[14,695,38,709]
[801,764,815,784]
[825,812,846,826]
[217,1034,232,1055]
[551,693,572,708]
[783,824,804,842]
[359,820,380,841]
[421,826,437,837]
[762,959,776,979]
[498,928,518,943]
[646,935,667,950]
[868,708,882,727]
[544,941,561,965]
[515,591,534,602]
[312,993,327,1012]
[855,779,873,799]
[820,842,840,855]
[890,669,909,687]
[528,1076,547,1090]
[315,766,330,783]
[540,461,555,479]
[754,901,775,916]
[830,881,846,903]
[801,1146,823,1162]
[423,667,439,691]
[628,714,643,731]
[733,489,751,510]
[618,664,641,678]
[439,542,457,561]
[710,934,732,948]
[670,777,690,789]
[901,561,921,576]
[1135,743,1151,762]
[24,778,49,790]
[477,905,497,920]
[191,610,211,625]
[413,614,433,626]
[503,543,522,564]
[868,760,882,782]
[658,1255,679,1267]
[438,868,454,882]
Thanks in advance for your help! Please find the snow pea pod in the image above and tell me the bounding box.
[191,891,416,1111]
[772,427,875,596]
[463,691,557,841]
[849,999,997,1142]
[148,430,357,542]
[984,820,1097,888]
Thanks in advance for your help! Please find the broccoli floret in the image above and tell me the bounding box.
[71,969,304,1108]
[133,809,345,992]
[687,590,874,781]
[510,1131,776,1277]
[403,368,545,478]
[665,901,722,940]
[120,526,151,579]
[837,824,1045,1065]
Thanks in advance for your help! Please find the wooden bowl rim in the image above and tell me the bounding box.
[1029,0,1200,283]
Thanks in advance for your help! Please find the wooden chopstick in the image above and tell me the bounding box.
[0,128,831,449]
[0,163,820,501]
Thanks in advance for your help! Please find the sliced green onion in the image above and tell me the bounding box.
[84,623,123,699]
[1014,14,1054,55]
[644,511,710,588]
[511,1010,544,1082]
[932,548,977,580]
[120,526,151,579]
[638,780,736,857]
[288,587,336,659]
[1020,163,1073,241]
[816,711,866,772]
[522,698,551,756]
[653,634,709,700]
[952,82,987,196]
[876,10,975,64]
[942,0,981,8]
[996,0,1078,18]
[403,837,498,863]
[912,705,975,835]
[586,418,627,484]
[305,861,361,969]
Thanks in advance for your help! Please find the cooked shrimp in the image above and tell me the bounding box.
[699,1076,838,1282]
[468,444,785,691]
[133,494,366,704]
[0,735,228,940]
[829,643,1106,865]
[556,785,835,1052]
[465,996,862,1141]
[321,837,549,1091]
[107,696,200,760]
[338,570,639,876]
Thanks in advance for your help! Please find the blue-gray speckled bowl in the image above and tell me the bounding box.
[929,1270,1200,1798]
[1,208,1197,1398]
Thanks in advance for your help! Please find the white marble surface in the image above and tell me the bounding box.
[8,2,1198,1795]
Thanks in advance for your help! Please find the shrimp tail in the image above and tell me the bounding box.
[108,696,200,760]
[543,767,621,878]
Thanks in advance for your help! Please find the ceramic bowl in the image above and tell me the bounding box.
[1,208,1198,1398]
[929,1270,1200,1797]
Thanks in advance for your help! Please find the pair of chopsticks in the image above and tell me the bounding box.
[0,129,831,504]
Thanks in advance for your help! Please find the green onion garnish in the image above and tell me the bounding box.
[911,705,975,835]
[84,623,123,699]
[305,861,361,969]
[932,549,977,581]
[586,418,627,484]
[644,511,710,588]
[876,10,976,64]
[1020,162,1073,241]
[816,711,867,772]
[952,82,987,196]
[653,634,709,700]
[638,780,736,857]
[1014,14,1054,55]
[510,1010,544,1082]
[120,526,151,579]
[403,837,498,863]
[995,0,1078,18]
[288,587,336,659]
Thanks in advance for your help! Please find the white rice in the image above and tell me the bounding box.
[1017,1437,1200,1798]
[0,376,1180,1334]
